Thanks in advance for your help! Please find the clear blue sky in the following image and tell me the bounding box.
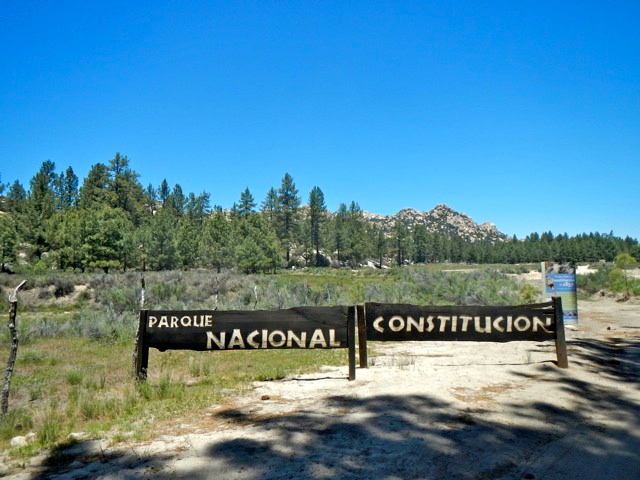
[1,1,639,240]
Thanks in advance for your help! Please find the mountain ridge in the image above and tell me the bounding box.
[362,204,507,243]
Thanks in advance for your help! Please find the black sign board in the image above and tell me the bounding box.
[146,306,349,351]
[358,298,568,368]
[365,302,556,342]
[135,306,356,381]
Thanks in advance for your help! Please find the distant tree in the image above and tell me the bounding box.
[261,187,280,226]
[47,208,88,271]
[26,160,58,258]
[308,186,327,267]
[332,203,347,264]
[344,201,369,267]
[236,187,256,219]
[199,211,232,272]
[186,192,211,224]
[393,220,412,266]
[57,166,79,209]
[277,173,301,264]
[158,179,171,205]
[145,207,178,270]
[413,224,428,263]
[78,163,114,209]
[166,184,186,215]
[372,224,386,268]
[82,206,132,273]
[176,218,200,269]
[614,252,637,296]
[235,213,282,273]
[0,214,18,272]
[4,181,28,239]
[107,153,146,225]
[5,181,27,212]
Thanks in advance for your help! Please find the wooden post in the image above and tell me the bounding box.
[131,274,146,376]
[347,306,356,381]
[1,280,26,419]
[357,304,367,368]
[134,310,150,381]
[553,296,569,368]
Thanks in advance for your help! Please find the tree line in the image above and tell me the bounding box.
[0,154,638,273]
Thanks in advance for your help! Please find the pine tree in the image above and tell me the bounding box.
[186,192,211,224]
[26,160,58,258]
[237,187,256,219]
[199,211,232,272]
[158,179,170,205]
[78,163,114,209]
[82,206,132,273]
[308,186,326,267]
[0,215,18,272]
[107,153,146,225]
[177,218,200,269]
[277,173,301,264]
[333,203,348,264]
[261,187,280,226]
[57,166,79,209]
[145,207,178,270]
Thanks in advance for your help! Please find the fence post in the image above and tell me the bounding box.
[1,280,26,419]
[553,297,569,368]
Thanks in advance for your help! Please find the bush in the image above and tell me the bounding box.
[53,277,75,297]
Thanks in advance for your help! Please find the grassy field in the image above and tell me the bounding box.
[1,264,545,459]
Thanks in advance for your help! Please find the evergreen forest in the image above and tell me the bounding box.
[1,154,638,274]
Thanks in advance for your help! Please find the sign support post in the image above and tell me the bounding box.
[348,306,356,381]
[134,310,149,381]
[356,304,368,368]
[553,297,569,368]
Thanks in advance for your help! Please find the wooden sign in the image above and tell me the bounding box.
[135,306,356,380]
[358,298,568,368]
[365,302,556,342]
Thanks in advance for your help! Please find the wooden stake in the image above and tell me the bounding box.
[1,280,26,419]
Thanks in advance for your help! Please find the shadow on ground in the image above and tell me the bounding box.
[33,337,640,479]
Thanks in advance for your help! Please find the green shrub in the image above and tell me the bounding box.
[0,407,34,441]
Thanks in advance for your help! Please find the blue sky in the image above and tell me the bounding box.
[1,1,639,240]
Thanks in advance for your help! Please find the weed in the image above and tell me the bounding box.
[65,371,84,386]
[36,411,64,447]
[0,407,34,441]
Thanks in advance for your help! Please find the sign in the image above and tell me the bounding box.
[145,306,349,351]
[358,299,568,369]
[135,306,357,381]
[542,262,578,324]
[365,303,556,342]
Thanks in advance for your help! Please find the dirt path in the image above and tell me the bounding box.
[7,299,639,479]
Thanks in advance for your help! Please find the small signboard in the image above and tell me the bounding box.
[542,261,578,324]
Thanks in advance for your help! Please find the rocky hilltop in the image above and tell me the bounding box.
[363,204,507,243]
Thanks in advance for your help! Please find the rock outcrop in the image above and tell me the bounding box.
[363,204,506,243]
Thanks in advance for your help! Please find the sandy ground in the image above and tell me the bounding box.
[5,298,639,480]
